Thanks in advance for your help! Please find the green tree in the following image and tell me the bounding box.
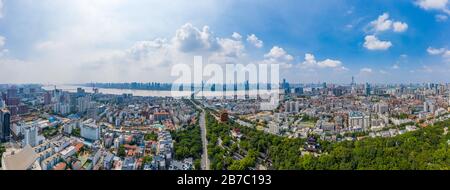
[118,145,126,157]
[143,156,152,164]
[144,133,158,141]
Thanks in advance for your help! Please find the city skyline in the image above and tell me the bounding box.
[0,0,449,84]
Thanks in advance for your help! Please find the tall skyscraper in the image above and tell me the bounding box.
[23,123,38,147]
[0,108,11,142]
[282,79,290,94]
[6,87,18,99]
[365,83,371,96]
[43,91,52,105]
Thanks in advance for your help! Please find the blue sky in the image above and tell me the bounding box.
[0,0,449,84]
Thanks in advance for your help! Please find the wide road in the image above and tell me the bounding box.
[191,99,210,170]
[199,110,210,170]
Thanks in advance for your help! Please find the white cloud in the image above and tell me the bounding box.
[247,34,263,48]
[126,38,168,60]
[169,24,247,62]
[360,68,373,73]
[300,53,346,70]
[415,0,448,10]
[369,13,408,33]
[427,47,450,62]
[444,50,450,57]
[427,47,447,55]
[215,37,245,58]
[444,51,450,63]
[363,35,392,50]
[393,22,408,32]
[264,46,293,62]
[232,32,242,40]
[415,0,450,15]
[317,59,343,68]
[173,23,219,53]
[380,70,388,74]
[435,14,448,21]
[102,23,247,66]
[370,13,393,32]
[257,46,294,69]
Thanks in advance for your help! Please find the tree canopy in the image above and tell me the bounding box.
[205,111,450,170]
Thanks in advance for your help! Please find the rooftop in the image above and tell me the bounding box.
[2,145,38,170]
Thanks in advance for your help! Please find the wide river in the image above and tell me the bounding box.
[42,85,278,98]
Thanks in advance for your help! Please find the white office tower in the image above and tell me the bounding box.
[290,101,297,113]
[348,111,370,130]
[77,96,92,113]
[295,101,300,113]
[53,103,71,115]
[23,123,39,147]
[374,103,389,114]
[80,119,100,141]
[284,101,291,113]
[423,100,436,113]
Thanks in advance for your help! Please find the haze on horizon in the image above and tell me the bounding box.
[0,0,449,84]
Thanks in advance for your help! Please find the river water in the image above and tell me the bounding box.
[42,85,279,98]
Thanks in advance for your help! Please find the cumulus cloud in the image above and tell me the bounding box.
[264,46,293,62]
[393,21,408,32]
[415,0,450,15]
[173,23,219,53]
[360,68,373,73]
[169,23,247,62]
[126,38,168,60]
[427,47,450,63]
[247,34,263,48]
[369,13,408,33]
[444,50,450,57]
[363,35,392,50]
[232,32,242,40]
[415,0,448,10]
[370,13,393,32]
[427,47,447,55]
[102,23,247,66]
[300,53,347,71]
[216,37,245,58]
